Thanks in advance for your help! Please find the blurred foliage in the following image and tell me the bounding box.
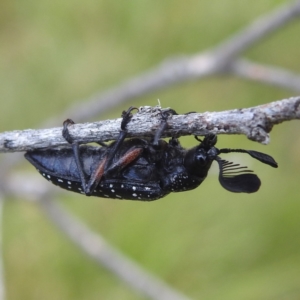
[1,0,300,299]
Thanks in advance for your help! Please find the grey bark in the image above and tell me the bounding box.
[0,97,299,153]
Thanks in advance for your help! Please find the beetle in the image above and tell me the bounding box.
[25,107,278,201]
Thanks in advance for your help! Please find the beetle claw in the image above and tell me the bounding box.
[62,118,76,144]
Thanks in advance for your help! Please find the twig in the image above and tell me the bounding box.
[2,172,190,300]
[211,0,300,64]
[1,3,300,299]
[0,97,299,153]
[60,0,300,123]
[1,1,299,170]
[39,198,191,300]
[0,196,5,300]
[230,59,300,92]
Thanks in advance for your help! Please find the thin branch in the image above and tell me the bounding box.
[211,0,300,63]
[231,59,300,92]
[58,1,300,124]
[0,97,299,153]
[3,172,190,300]
[0,3,300,299]
[1,1,299,171]
[0,196,5,300]
[0,3,298,300]
[39,198,191,300]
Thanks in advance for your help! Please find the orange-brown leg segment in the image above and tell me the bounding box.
[105,148,143,177]
[62,107,139,196]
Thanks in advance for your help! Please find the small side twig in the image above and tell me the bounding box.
[0,195,5,300]
[230,59,300,92]
[40,198,191,300]
[0,97,299,153]
[60,0,300,123]
[3,173,190,300]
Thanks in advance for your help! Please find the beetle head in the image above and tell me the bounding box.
[186,134,278,193]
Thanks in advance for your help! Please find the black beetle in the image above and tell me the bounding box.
[25,107,278,201]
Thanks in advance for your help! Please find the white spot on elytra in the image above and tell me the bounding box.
[132,193,137,197]
[145,187,150,190]
[121,184,124,188]
[104,194,109,197]
[58,179,63,183]
[132,186,136,191]
[47,175,51,179]
[110,184,113,188]
[68,181,71,185]
[111,189,115,193]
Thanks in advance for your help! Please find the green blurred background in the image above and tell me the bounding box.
[1,0,300,299]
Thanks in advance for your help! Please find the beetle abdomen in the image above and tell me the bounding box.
[25,146,107,182]
[92,179,166,200]
[25,146,167,200]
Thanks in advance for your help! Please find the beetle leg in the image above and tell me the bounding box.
[153,108,177,146]
[62,107,138,196]
[86,147,143,194]
[87,107,140,193]
[62,118,75,144]
[62,119,90,194]
[104,106,138,171]
[105,147,143,177]
[86,107,140,194]
[153,109,196,146]
[85,156,108,195]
